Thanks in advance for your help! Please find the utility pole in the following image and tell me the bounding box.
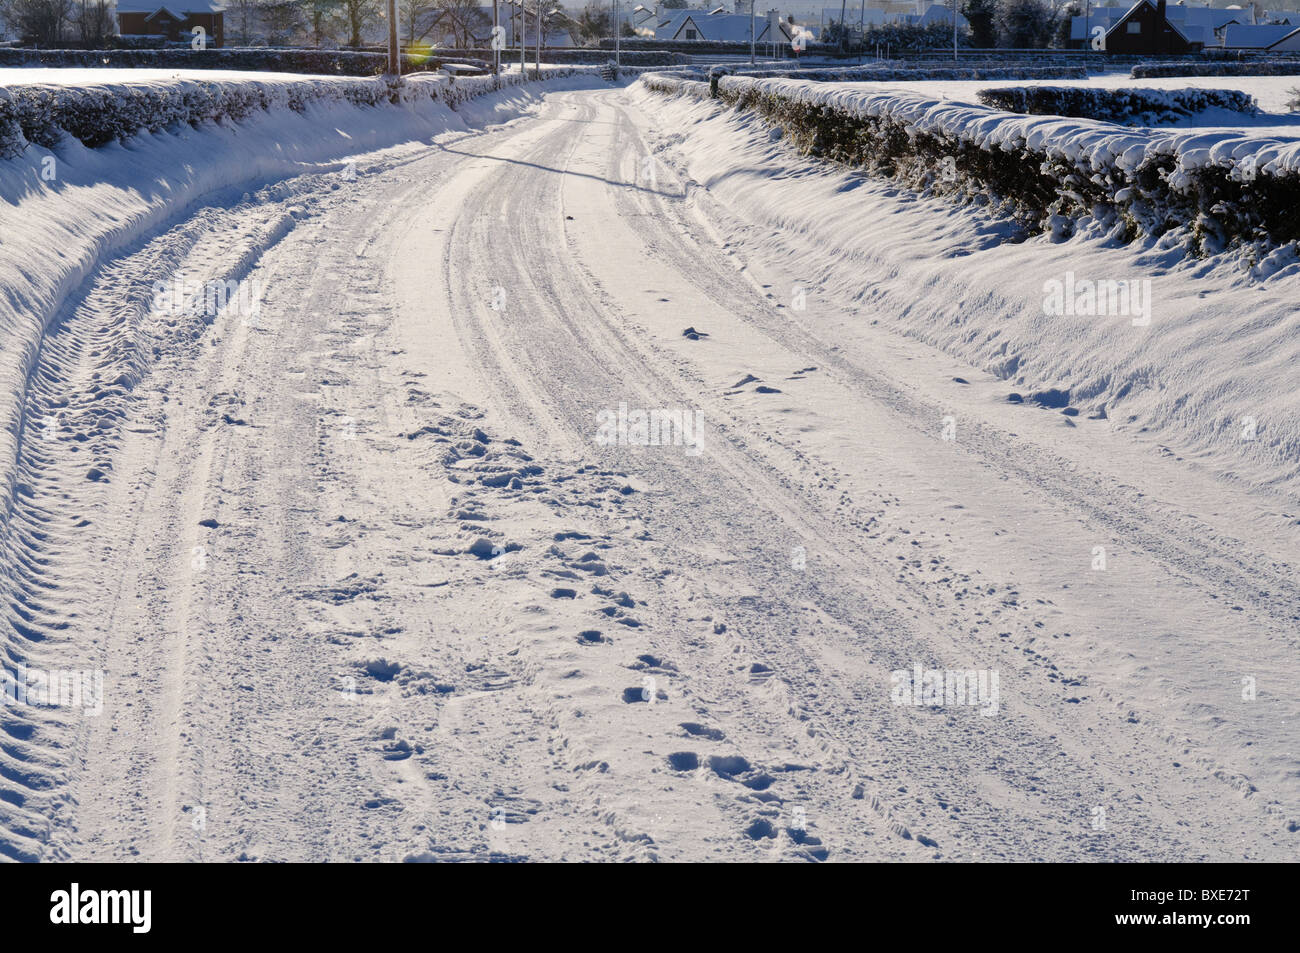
[952,0,957,61]
[386,0,400,75]
[615,0,620,67]
[536,0,542,76]
[858,2,865,65]
[750,0,755,65]
[493,0,500,75]
[838,0,846,53]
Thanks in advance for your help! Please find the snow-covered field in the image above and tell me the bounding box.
[0,70,1296,863]
[866,71,1300,129]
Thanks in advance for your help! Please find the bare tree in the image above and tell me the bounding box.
[302,0,343,46]
[429,0,488,47]
[261,0,305,42]
[399,0,438,43]
[572,1,607,45]
[225,0,261,43]
[2,0,76,44]
[74,0,111,45]
[339,0,378,46]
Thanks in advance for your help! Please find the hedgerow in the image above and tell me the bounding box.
[640,72,1300,255]
[0,66,601,159]
[976,86,1258,125]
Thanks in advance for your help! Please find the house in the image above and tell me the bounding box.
[1068,6,1127,47]
[115,0,225,46]
[1069,3,1238,49]
[915,3,967,29]
[656,8,794,42]
[1160,3,1240,46]
[1221,22,1297,48]
[1102,0,1200,53]
[627,4,660,32]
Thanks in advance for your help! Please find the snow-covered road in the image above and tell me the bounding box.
[5,84,1297,862]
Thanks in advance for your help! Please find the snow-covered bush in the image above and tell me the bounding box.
[0,67,600,159]
[977,86,1258,125]
[0,47,489,77]
[724,64,1089,81]
[641,72,1300,255]
[1132,60,1300,79]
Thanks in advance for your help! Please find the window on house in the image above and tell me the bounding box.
[1127,22,1141,33]
[686,29,697,39]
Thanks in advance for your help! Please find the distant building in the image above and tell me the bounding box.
[898,4,969,29]
[1101,0,1201,53]
[1267,25,1300,49]
[1070,2,1259,50]
[1221,22,1297,47]
[115,0,225,46]
[655,9,795,42]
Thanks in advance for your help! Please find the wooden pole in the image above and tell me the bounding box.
[386,0,400,74]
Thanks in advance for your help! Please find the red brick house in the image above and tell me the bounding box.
[1103,0,1198,54]
[116,0,225,47]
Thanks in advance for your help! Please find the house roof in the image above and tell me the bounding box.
[661,11,792,42]
[1105,0,1195,44]
[1222,22,1297,47]
[1069,8,1127,42]
[115,0,225,12]
[1268,24,1300,48]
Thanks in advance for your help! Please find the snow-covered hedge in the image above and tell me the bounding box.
[0,67,598,159]
[977,85,1258,125]
[0,47,489,76]
[641,72,1300,254]
[446,47,689,66]
[723,64,1089,81]
[1132,59,1300,78]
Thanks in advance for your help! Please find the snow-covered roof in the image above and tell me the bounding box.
[1222,22,1296,47]
[1069,8,1126,42]
[1267,24,1300,48]
[114,0,225,12]
[660,12,792,41]
[917,3,967,28]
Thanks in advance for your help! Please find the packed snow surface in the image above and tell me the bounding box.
[0,73,1295,863]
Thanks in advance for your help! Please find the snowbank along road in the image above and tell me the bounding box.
[1,80,1297,862]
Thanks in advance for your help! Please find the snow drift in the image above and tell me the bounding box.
[631,79,1300,497]
[641,71,1300,256]
[0,66,603,158]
